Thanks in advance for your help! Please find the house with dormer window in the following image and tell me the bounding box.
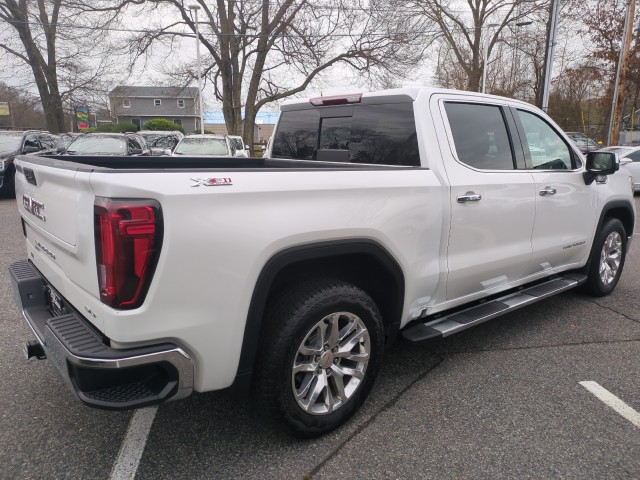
[109,86,201,133]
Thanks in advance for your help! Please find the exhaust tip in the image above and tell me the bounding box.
[24,340,46,360]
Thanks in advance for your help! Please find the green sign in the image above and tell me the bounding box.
[0,102,10,116]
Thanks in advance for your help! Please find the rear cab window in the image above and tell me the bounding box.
[271,101,420,167]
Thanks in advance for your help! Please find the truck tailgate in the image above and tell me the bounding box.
[14,156,102,328]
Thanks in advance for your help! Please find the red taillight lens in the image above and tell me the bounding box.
[94,198,163,309]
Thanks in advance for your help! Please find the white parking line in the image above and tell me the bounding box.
[110,406,158,480]
[580,381,640,428]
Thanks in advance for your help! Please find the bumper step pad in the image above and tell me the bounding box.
[10,259,194,410]
[401,273,587,343]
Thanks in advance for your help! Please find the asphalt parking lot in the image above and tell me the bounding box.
[1,195,639,480]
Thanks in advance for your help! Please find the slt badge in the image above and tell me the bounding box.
[190,177,233,187]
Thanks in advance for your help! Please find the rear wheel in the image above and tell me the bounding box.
[253,279,384,437]
[583,218,627,296]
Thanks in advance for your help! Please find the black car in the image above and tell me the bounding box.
[0,130,58,196]
[63,132,150,156]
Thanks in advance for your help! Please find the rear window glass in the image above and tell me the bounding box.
[271,103,420,166]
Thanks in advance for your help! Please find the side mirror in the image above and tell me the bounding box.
[234,150,245,158]
[163,148,172,156]
[23,145,40,154]
[584,151,619,185]
[130,147,143,155]
[56,146,66,154]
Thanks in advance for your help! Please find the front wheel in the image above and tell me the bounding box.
[583,218,627,296]
[253,279,385,437]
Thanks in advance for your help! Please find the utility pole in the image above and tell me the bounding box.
[189,4,205,135]
[540,0,559,112]
[607,0,635,146]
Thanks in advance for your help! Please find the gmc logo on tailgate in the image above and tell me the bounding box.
[23,194,46,222]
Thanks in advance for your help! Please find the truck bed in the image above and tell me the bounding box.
[26,155,419,171]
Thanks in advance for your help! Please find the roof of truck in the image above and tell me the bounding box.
[280,86,536,112]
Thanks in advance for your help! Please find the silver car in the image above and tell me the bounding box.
[172,134,232,157]
[598,146,640,192]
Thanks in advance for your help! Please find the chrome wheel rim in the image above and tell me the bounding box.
[599,231,622,285]
[291,312,370,416]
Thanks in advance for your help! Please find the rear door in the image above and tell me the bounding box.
[435,97,536,301]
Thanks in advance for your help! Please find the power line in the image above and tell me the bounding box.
[2,18,473,38]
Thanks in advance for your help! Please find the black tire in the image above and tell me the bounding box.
[253,278,385,438]
[583,218,627,297]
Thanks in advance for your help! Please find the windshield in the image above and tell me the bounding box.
[66,136,127,155]
[0,134,23,152]
[140,133,164,143]
[174,138,229,156]
[150,136,175,148]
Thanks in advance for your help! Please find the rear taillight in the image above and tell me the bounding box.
[94,197,163,310]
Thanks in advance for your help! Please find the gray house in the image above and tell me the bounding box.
[109,86,201,133]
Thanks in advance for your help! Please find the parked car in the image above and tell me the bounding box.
[565,132,600,154]
[63,132,150,156]
[228,135,251,157]
[598,145,640,192]
[138,130,184,154]
[172,134,232,156]
[0,130,58,196]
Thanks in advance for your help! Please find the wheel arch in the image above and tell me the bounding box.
[598,200,635,243]
[582,200,635,275]
[232,239,405,392]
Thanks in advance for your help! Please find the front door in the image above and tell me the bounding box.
[514,108,598,271]
[438,100,536,301]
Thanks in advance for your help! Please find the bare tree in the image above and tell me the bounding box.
[409,0,546,93]
[125,0,423,147]
[0,1,132,133]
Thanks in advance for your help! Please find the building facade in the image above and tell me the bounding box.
[203,111,279,144]
[109,86,201,133]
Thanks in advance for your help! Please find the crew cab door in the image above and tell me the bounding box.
[512,107,597,270]
[436,98,536,301]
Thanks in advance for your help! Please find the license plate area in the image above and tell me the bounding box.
[47,286,67,317]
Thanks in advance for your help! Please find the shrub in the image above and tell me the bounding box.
[143,118,184,133]
[95,124,115,133]
[111,122,138,133]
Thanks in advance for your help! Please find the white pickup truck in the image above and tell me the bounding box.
[9,87,636,437]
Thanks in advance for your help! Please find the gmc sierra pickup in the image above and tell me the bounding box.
[9,87,636,437]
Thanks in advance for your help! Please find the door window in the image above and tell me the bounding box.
[128,137,143,152]
[444,102,515,170]
[517,110,574,170]
[23,135,40,151]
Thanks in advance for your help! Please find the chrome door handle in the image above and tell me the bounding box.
[457,193,482,203]
[539,187,557,196]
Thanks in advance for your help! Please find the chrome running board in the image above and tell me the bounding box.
[401,273,587,343]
